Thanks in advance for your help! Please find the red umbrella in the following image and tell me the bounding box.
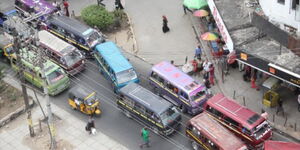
[193,9,209,17]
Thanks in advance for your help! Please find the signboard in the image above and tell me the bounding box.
[207,0,234,53]
[236,50,300,88]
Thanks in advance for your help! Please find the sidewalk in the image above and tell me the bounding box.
[187,13,300,141]
[0,77,128,150]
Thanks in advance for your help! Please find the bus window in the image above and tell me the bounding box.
[207,106,223,118]
[179,91,188,100]
[50,24,58,30]
[134,103,146,114]
[166,82,174,91]
[224,117,239,127]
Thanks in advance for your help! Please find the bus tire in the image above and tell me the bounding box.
[179,105,187,113]
[191,141,200,150]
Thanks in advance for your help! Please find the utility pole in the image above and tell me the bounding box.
[13,30,35,137]
[33,31,56,150]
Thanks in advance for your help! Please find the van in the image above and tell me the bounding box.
[38,30,85,76]
[117,83,181,135]
[46,15,105,55]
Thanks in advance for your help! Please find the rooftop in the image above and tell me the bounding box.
[214,0,300,74]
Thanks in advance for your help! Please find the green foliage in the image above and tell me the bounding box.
[81,5,114,31]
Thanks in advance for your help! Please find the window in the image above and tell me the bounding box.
[180,91,188,100]
[277,0,285,4]
[50,24,58,30]
[292,0,299,9]
[207,106,222,118]
[224,117,239,127]
[134,103,146,114]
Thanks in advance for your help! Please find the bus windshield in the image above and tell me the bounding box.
[46,68,65,84]
[160,106,179,125]
[62,50,83,67]
[116,69,137,84]
[87,31,101,47]
[252,120,270,140]
[190,90,206,101]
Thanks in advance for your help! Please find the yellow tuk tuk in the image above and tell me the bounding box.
[68,87,101,116]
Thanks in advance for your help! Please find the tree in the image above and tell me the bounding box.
[81,5,114,31]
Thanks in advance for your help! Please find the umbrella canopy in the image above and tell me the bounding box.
[201,32,219,41]
[193,9,209,17]
[183,0,208,10]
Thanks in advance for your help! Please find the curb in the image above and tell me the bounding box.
[0,98,34,128]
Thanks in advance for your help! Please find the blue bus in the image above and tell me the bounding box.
[94,41,139,92]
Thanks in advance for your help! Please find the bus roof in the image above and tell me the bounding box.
[48,15,93,39]
[264,140,300,150]
[152,61,203,94]
[95,42,133,73]
[19,48,60,76]
[190,112,246,150]
[38,30,75,56]
[119,82,172,115]
[16,0,55,14]
[207,93,265,130]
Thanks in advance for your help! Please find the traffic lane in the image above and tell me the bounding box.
[50,60,192,150]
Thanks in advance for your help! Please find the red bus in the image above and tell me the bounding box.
[186,112,248,150]
[204,93,272,148]
[264,140,300,150]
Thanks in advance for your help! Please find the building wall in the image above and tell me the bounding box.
[259,0,300,32]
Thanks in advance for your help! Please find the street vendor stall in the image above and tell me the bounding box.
[262,77,280,107]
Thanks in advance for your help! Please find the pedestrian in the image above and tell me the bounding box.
[298,94,300,112]
[276,99,284,116]
[203,79,210,89]
[63,0,69,17]
[52,1,61,11]
[261,109,268,119]
[140,127,150,148]
[208,64,215,86]
[115,0,124,9]
[194,45,202,60]
[85,116,95,135]
[162,15,170,33]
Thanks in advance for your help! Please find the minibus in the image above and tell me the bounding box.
[118,83,181,135]
[149,61,211,115]
[11,48,70,96]
[94,41,139,92]
[186,112,248,150]
[46,15,105,55]
[14,0,55,20]
[204,93,272,148]
[38,30,85,76]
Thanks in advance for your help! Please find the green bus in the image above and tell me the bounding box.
[11,48,70,96]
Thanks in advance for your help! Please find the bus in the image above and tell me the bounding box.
[186,112,248,150]
[204,93,272,148]
[14,0,55,20]
[264,140,300,150]
[149,61,211,115]
[94,41,139,92]
[11,48,70,96]
[46,15,105,55]
[38,30,85,76]
[118,82,181,136]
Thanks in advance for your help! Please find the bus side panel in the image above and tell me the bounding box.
[116,99,164,133]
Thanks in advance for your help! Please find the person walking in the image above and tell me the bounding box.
[115,0,124,9]
[86,116,95,134]
[63,0,70,17]
[140,127,150,148]
[298,94,300,112]
[276,99,284,116]
[208,64,215,86]
[194,45,202,60]
[162,15,170,33]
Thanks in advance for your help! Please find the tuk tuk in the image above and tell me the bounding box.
[68,87,101,116]
[0,33,14,59]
